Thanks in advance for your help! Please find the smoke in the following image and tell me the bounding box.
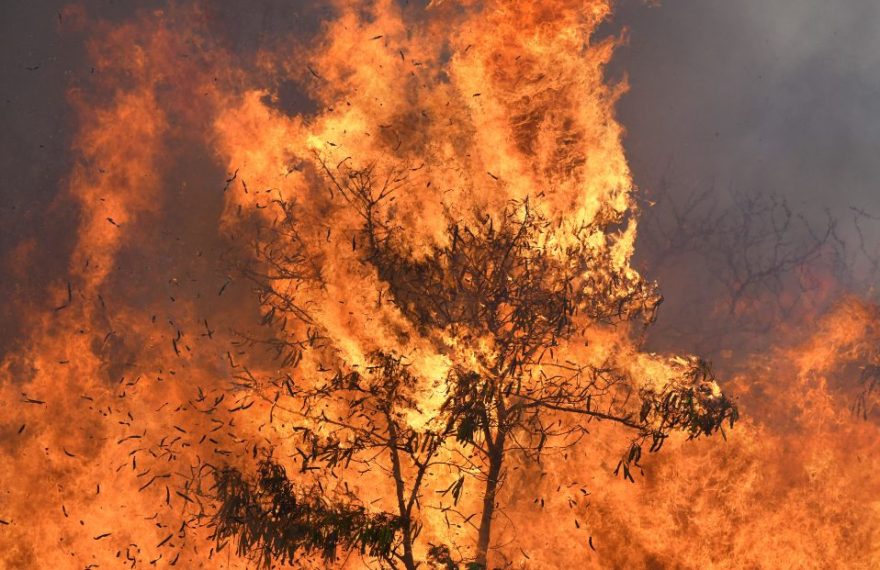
[599,0,880,365]
[614,0,880,215]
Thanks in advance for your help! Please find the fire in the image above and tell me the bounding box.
[0,1,877,569]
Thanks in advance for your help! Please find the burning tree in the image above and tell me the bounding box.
[4,1,880,568]
[206,159,737,569]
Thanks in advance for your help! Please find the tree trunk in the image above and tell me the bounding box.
[474,430,505,569]
[387,416,418,570]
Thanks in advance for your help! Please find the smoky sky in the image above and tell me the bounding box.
[612,0,880,219]
[2,0,879,354]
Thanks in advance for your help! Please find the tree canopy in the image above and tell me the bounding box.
[202,159,737,570]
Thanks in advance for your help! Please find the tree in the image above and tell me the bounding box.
[631,168,880,373]
[205,158,737,569]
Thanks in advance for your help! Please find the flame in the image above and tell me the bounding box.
[0,2,877,569]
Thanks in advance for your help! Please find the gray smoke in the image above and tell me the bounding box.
[614,0,880,220]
